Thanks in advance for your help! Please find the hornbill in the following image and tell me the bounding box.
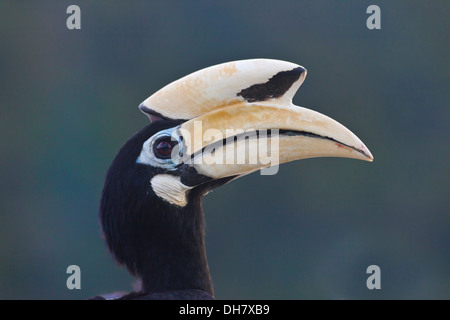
[97,59,373,300]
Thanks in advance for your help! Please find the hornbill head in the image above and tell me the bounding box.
[100,59,373,298]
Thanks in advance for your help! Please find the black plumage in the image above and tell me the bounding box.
[99,121,231,299]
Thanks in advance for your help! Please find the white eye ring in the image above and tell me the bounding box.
[136,127,184,169]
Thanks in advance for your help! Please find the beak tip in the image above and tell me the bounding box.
[300,67,307,76]
[360,144,374,162]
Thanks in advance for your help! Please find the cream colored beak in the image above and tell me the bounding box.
[175,102,373,180]
[138,59,373,181]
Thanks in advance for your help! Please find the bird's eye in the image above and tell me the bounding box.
[153,138,176,159]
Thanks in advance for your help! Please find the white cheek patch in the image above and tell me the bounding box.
[137,139,152,165]
[150,174,193,207]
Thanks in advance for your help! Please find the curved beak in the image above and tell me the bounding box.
[176,102,373,181]
[138,59,373,186]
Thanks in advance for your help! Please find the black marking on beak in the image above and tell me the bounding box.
[179,165,212,186]
[237,67,306,103]
[278,130,370,158]
[185,128,369,167]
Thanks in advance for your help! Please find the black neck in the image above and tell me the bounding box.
[101,178,214,296]
[139,196,214,295]
[100,123,216,297]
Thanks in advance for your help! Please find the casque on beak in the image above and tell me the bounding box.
[139,59,373,185]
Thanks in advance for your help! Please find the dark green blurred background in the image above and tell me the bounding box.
[0,1,449,299]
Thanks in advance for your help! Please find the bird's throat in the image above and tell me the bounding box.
[138,196,214,296]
